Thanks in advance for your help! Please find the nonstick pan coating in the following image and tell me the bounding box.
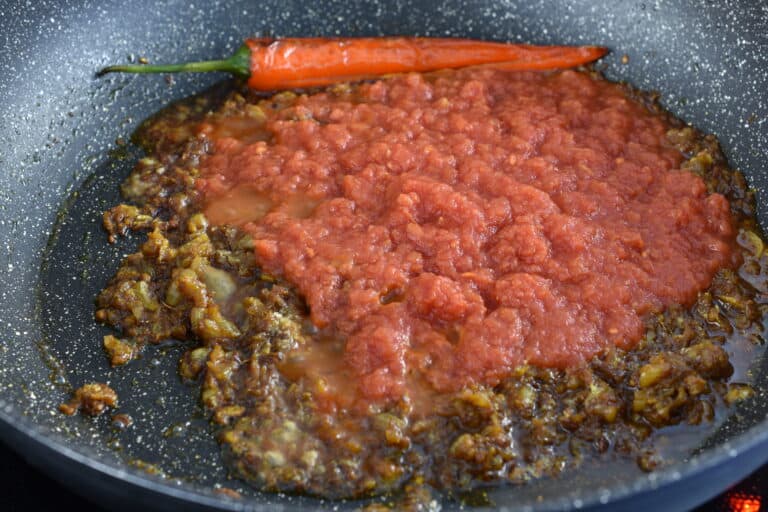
[0,1,767,510]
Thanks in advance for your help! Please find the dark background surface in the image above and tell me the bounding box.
[0,436,763,511]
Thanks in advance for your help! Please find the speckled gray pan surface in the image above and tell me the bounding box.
[0,0,766,511]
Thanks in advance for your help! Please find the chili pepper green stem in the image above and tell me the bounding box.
[97,44,251,79]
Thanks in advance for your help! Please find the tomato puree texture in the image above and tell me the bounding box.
[197,69,735,407]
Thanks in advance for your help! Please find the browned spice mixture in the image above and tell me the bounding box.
[60,382,118,417]
[92,69,767,505]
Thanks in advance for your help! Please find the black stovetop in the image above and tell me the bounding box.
[1,438,763,511]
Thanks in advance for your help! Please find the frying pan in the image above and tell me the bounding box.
[1,0,767,510]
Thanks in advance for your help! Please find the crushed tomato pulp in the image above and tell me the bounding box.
[196,69,736,409]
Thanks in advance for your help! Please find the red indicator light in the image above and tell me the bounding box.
[728,494,762,512]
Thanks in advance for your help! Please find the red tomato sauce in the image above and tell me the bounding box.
[196,69,735,408]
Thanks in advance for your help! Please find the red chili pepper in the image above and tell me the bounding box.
[98,37,607,91]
